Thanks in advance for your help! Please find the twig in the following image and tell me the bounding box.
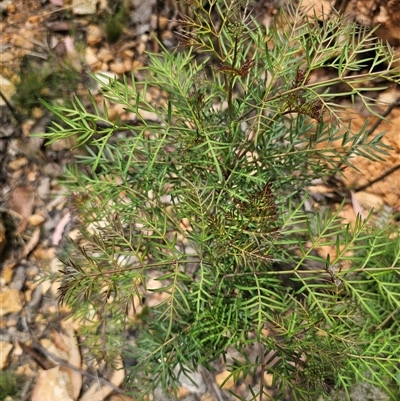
[375,307,400,331]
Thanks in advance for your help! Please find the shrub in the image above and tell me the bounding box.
[38,1,400,399]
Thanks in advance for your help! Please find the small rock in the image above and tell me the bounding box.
[354,191,384,212]
[24,289,32,302]
[158,15,169,30]
[1,263,15,284]
[27,169,39,182]
[31,365,75,401]
[123,58,132,72]
[161,29,174,45]
[6,2,16,14]
[16,363,34,375]
[85,46,100,67]
[29,213,46,226]
[138,110,160,122]
[0,288,23,317]
[86,24,103,46]
[0,341,13,370]
[121,49,134,58]
[9,265,25,291]
[27,15,41,27]
[32,107,44,119]
[107,103,126,121]
[109,61,125,74]
[10,33,34,50]
[72,0,97,15]
[131,60,144,72]
[377,88,400,106]
[43,162,62,177]
[263,372,274,387]
[136,41,146,55]
[301,0,332,20]
[176,386,189,399]
[8,156,28,170]
[215,370,235,389]
[37,177,50,200]
[49,136,75,152]
[0,75,16,107]
[0,52,13,63]
[200,393,216,401]
[97,47,113,63]
[150,14,169,30]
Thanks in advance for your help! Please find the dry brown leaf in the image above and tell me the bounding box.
[10,185,35,233]
[22,227,41,258]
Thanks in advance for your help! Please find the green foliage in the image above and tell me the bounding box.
[13,54,81,115]
[0,371,25,401]
[104,1,129,44]
[38,1,400,400]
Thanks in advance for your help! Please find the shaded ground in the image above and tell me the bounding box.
[0,0,400,400]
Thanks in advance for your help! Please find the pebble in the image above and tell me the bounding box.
[121,49,134,58]
[301,0,332,20]
[377,88,400,106]
[27,15,41,28]
[0,341,13,370]
[85,47,101,68]
[8,156,28,171]
[215,370,235,389]
[263,372,274,387]
[354,191,384,212]
[0,75,16,106]
[86,24,103,46]
[72,0,97,15]
[136,41,146,55]
[0,52,14,63]
[9,265,25,291]
[97,47,114,63]
[6,2,16,14]
[122,58,132,72]
[109,61,125,74]
[1,263,14,284]
[29,213,46,226]
[10,33,34,50]
[0,288,23,316]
